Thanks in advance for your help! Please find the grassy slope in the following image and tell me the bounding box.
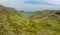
[0,5,60,35]
[32,10,60,35]
[0,5,30,35]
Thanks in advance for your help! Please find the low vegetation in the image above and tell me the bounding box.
[0,5,60,35]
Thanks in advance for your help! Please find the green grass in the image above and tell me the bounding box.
[0,5,60,35]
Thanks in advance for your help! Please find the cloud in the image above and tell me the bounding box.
[0,0,60,11]
[44,0,60,5]
[24,1,51,5]
[19,4,60,11]
[27,0,60,5]
[0,0,9,3]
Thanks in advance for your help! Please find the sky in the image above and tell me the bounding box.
[0,0,60,11]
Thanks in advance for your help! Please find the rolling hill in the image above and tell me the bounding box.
[0,5,60,35]
[0,5,30,35]
[32,10,60,35]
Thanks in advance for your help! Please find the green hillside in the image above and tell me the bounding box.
[0,5,30,35]
[32,10,60,35]
[0,5,60,35]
